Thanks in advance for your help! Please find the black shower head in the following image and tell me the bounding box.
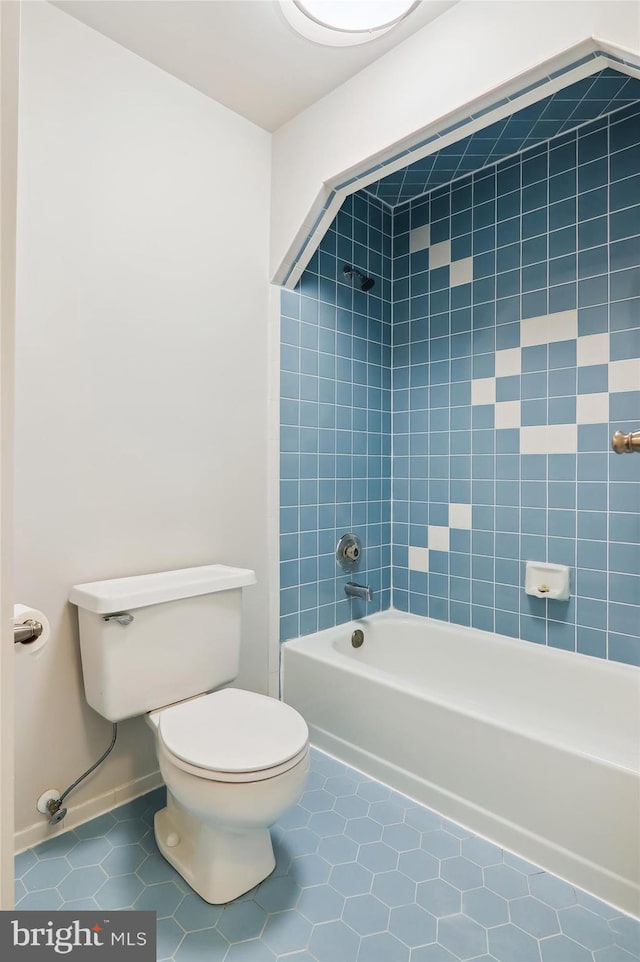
[343,264,375,293]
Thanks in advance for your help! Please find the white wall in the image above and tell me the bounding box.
[271,0,640,282]
[14,1,271,846]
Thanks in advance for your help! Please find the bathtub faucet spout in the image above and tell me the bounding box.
[345,582,373,602]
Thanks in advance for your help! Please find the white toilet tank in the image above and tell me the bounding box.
[70,565,256,722]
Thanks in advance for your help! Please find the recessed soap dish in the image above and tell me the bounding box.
[525,562,570,600]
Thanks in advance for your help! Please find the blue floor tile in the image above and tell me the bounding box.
[14,748,639,961]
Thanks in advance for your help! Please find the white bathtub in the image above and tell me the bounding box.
[281,610,640,917]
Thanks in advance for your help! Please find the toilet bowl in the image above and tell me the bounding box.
[147,687,309,903]
[70,564,310,905]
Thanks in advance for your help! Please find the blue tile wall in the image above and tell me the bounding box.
[392,101,640,666]
[281,100,640,667]
[280,193,393,641]
[366,69,640,207]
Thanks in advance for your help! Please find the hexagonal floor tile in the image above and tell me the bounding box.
[16,888,63,910]
[156,918,184,961]
[95,874,144,909]
[483,863,529,899]
[609,914,640,955]
[440,856,484,891]
[389,903,437,947]
[300,790,335,813]
[334,795,370,819]
[297,884,345,924]
[540,934,593,962]
[105,820,148,847]
[317,834,359,865]
[410,943,458,962]
[133,881,183,918]
[173,928,228,962]
[309,919,360,962]
[224,938,276,961]
[22,857,70,892]
[358,931,410,961]
[325,775,359,796]
[292,852,331,887]
[261,910,312,956]
[137,853,180,885]
[559,905,615,950]
[329,861,373,897]
[345,817,383,844]
[529,872,577,909]
[15,849,37,878]
[357,781,390,803]
[58,865,108,901]
[510,895,560,938]
[416,878,462,917]
[461,836,503,867]
[254,874,301,913]
[438,913,488,960]
[308,811,347,837]
[371,870,416,907]
[14,745,640,962]
[282,827,321,858]
[34,832,79,860]
[462,886,509,927]
[74,812,116,840]
[398,849,439,883]
[404,806,442,833]
[342,893,390,935]
[217,900,267,942]
[357,841,398,873]
[421,830,461,859]
[383,822,421,852]
[488,923,543,962]
[67,835,112,868]
[369,799,405,825]
[101,843,146,878]
[173,892,223,932]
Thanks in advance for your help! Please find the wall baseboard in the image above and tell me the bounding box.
[15,770,164,854]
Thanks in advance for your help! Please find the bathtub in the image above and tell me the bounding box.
[281,610,640,917]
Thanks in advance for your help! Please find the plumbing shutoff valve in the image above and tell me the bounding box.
[525,562,570,600]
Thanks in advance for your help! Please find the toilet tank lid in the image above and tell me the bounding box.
[69,565,256,613]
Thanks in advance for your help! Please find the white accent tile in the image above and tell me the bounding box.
[520,310,578,347]
[576,393,609,424]
[449,257,473,288]
[471,377,496,406]
[577,332,609,367]
[495,400,521,429]
[495,347,521,378]
[428,525,450,552]
[408,546,429,572]
[520,424,577,454]
[429,240,451,270]
[609,358,640,393]
[409,224,430,253]
[449,502,472,530]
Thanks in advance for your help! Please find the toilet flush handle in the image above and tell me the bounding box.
[103,612,134,626]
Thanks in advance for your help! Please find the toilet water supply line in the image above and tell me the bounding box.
[44,723,118,825]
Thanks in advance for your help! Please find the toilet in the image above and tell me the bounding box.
[70,564,309,904]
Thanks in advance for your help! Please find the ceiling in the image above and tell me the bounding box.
[363,68,640,207]
[52,0,458,132]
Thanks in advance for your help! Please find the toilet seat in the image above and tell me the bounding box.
[153,688,309,783]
